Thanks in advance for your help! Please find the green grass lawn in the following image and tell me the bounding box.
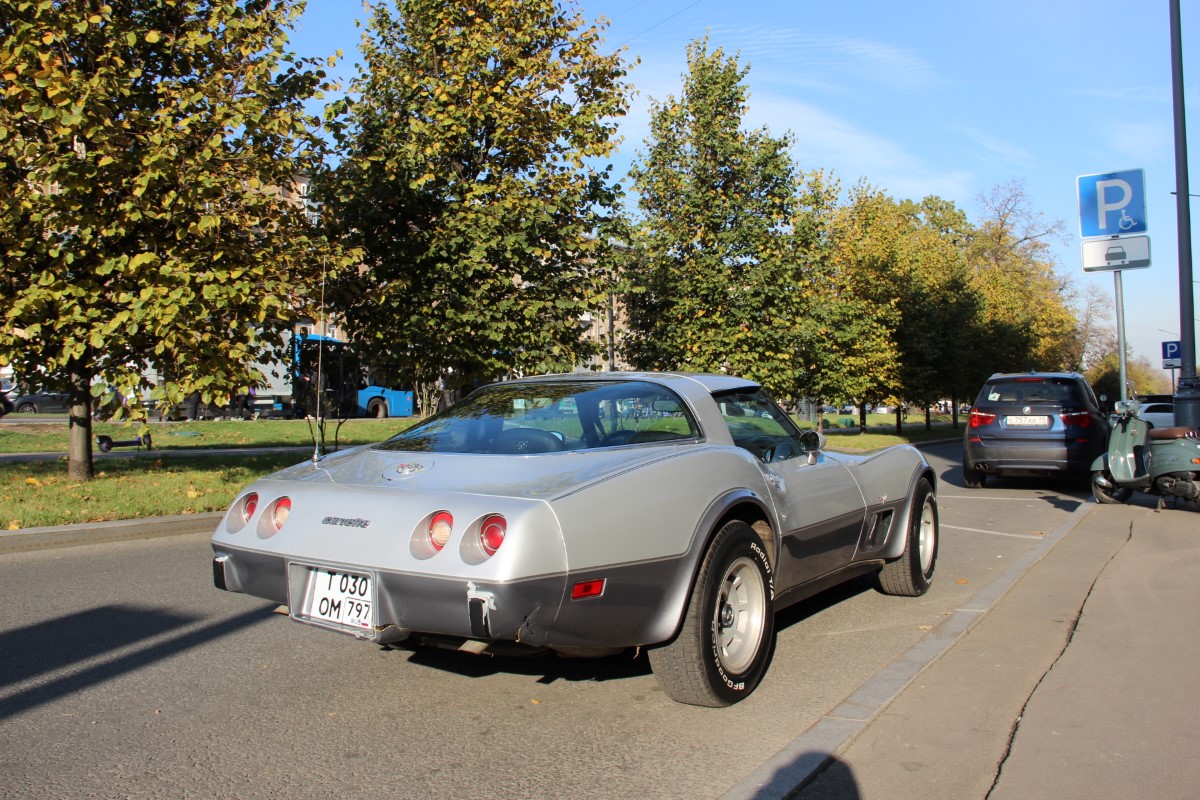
[0,413,963,530]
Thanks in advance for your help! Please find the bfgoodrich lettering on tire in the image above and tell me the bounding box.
[878,478,937,597]
[648,520,774,707]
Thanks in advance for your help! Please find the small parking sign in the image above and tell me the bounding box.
[1163,340,1182,369]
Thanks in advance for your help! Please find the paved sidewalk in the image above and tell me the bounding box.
[790,500,1200,800]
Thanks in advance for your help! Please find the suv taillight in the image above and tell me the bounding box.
[1060,411,1092,428]
[969,410,996,428]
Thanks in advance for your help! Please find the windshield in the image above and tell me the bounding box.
[375,380,701,454]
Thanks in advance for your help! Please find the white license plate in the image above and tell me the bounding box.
[1006,415,1050,427]
[299,567,373,631]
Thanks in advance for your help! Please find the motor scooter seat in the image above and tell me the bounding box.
[1148,426,1200,441]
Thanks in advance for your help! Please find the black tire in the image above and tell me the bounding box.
[878,479,938,597]
[1091,470,1132,504]
[371,401,388,419]
[648,520,774,707]
[16,403,35,414]
[962,466,986,488]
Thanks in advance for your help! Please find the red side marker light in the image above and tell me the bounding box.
[571,578,606,600]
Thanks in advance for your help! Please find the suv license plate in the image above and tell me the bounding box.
[298,567,373,631]
[1006,415,1049,427]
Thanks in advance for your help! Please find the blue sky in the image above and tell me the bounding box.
[288,0,1200,382]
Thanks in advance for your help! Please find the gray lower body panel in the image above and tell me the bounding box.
[212,544,688,650]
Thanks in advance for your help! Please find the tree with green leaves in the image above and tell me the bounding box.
[622,38,804,396]
[892,196,980,423]
[323,0,630,406]
[966,181,1077,376]
[1087,348,1170,405]
[0,0,345,479]
[799,183,904,420]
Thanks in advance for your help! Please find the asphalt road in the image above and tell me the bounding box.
[0,442,1092,800]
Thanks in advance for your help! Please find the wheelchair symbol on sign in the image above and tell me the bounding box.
[1119,209,1137,231]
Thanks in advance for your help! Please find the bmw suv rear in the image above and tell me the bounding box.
[962,372,1110,488]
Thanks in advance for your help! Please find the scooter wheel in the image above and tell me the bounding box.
[1091,470,1132,505]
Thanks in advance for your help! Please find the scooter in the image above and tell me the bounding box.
[1091,399,1200,511]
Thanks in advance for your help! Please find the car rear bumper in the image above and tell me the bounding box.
[211,544,686,650]
[964,438,1103,475]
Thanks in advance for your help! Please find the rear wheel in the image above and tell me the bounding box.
[962,466,986,488]
[879,479,938,596]
[370,401,388,419]
[1091,470,1132,504]
[648,521,774,707]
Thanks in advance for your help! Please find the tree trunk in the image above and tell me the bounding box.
[67,359,94,481]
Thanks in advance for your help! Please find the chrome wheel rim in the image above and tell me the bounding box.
[918,496,936,575]
[713,556,767,674]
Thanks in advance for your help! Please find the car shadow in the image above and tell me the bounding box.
[396,642,653,685]
[773,573,879,635]
[940,465,1090,508]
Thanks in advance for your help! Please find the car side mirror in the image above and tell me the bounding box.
[799,430,824,464]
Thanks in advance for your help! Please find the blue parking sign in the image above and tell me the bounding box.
[1163,340,1182,368]
[1078,169,1147,238]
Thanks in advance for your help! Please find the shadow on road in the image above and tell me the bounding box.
[0,604,275,721]
[397,643,653,685]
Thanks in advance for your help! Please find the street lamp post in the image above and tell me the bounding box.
[1170,0,1200,426]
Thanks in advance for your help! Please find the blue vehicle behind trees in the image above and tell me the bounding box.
[240,331,413,420]
[286,332,414,420]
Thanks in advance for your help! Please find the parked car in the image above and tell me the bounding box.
[1136,401,1175,429]
[963,372,1110,487]
[10,391,71,414]
[211,372,939,707]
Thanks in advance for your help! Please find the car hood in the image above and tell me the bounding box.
[275,443,704,502]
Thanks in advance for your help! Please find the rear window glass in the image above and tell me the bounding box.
[978,378,1084,406]
[374,380,701,454]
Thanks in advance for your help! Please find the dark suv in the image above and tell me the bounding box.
[962,372,1110,488]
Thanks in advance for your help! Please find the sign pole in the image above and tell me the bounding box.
[1115,270,1128,402]
[1170,0,1199,426]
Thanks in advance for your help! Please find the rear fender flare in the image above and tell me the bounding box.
[642,488,776,646]
[879,463,938,562]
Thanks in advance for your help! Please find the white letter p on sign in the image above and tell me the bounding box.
[1096,179,1132,230]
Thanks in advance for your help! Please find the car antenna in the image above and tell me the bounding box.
[312,260,327,463]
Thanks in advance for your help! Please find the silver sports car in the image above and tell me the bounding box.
[211,372,938,706]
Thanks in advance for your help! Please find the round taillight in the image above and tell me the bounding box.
[241,493,259,524]
[429,511,453,552]
[479,514,507,556]
[271,497,291,531]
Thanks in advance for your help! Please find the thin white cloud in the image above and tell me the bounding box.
[954,126,1036,169]
[1103,120,1172,163]
[708,27,944,93]
[745,94,975,202]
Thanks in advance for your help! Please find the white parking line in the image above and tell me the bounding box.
[939,493,1077,501]
[942,524,1044,540]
